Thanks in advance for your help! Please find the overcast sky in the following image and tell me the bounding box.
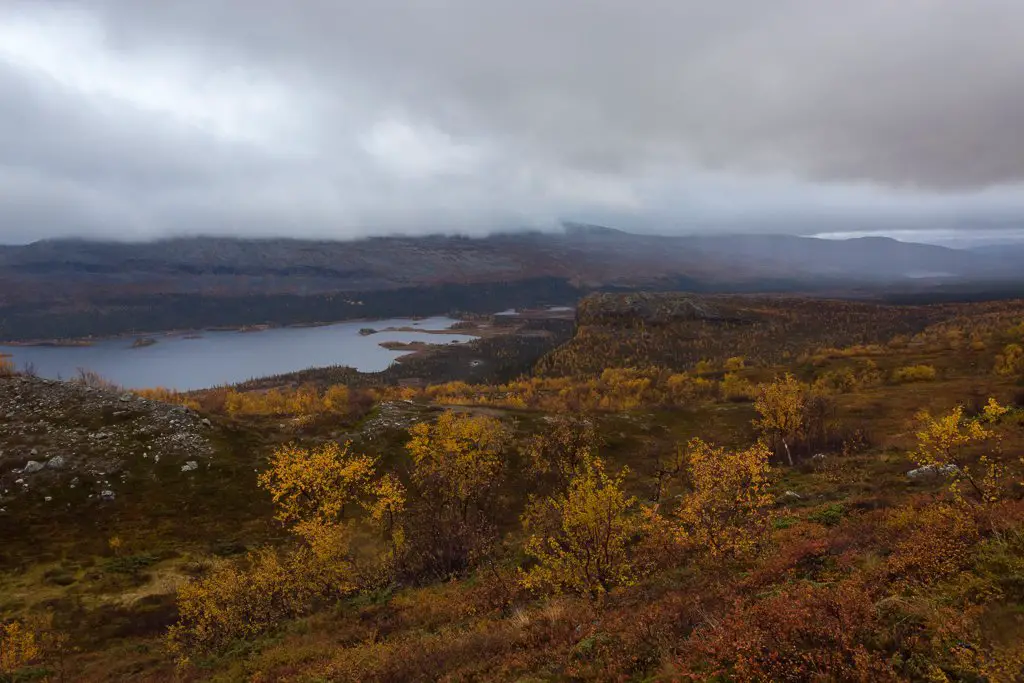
[3,1,1024,245]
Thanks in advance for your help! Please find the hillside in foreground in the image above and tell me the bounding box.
[2,293,1024,681]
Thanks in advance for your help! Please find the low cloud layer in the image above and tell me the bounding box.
[3,1,1024,244]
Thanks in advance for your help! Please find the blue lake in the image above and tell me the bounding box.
[0,316,475,391]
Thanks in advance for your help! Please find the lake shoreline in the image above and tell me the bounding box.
[0,314,445,347]
[0,306,574,347]
[0,315,479,391]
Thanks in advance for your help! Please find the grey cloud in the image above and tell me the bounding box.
[3,0,1024,243]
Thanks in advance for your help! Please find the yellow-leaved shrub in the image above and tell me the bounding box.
[911,400,1009,504]
[258,441,377,525]
[407,411,510,523]
[675,438,773,558]
[892,364,938,383]
[520,459,644,598]
[167,547,319,660]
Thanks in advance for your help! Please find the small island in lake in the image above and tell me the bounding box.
[359,328,377,336]
[131,337,158,348]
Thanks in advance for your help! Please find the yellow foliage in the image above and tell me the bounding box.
[675,438,773,558]
[721,373,755,402]
[911,403,1005,504]
[423,367,728,413]
[892,364,938,383]
[520,459,643,598]
[220,383,353,417]
[138,383,358,417]
[912,405,990,468]
[995,343,1024,377]
[0,355,16,377]
[167,547,320,659]
[522,415,599,487]
[289,520,359,597]
[972,641,1024,683]
[172,440,408,660]
[369,474,407,548]
[753,373,806,465]
[982,397,1010,422]
[0,619,41,674]
[724,356,746,372]
[813,367,857,394]
[407,411,510,520]
[0,613,64,677]
[258,442,377,525]
[694,359,716,375]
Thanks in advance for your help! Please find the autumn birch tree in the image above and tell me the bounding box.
[521,459,644,598]
[406,411,510,523]
[258,441,377,525]
[404,411,511,577]
[754,374,806,465]
[676,438,774,558]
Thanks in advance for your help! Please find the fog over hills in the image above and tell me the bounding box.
[7,0,1024,338]
[4,2,1024,245]
[0,226,1013,303]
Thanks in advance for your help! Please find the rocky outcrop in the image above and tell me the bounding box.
[0,375,213,506]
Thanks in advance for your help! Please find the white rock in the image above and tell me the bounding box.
[907,464,960,480]
[23,460,44,474]
[181,461,198,472]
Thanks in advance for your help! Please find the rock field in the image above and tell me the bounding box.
[0,375,213,513]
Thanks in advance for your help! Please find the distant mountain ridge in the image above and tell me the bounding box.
[0,226,1012,296]
[1,225,1022,340]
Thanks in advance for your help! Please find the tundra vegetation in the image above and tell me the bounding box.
[3,294,1024,681]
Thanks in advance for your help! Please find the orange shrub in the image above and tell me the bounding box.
[883,502,979,586]
[682,581,897,681]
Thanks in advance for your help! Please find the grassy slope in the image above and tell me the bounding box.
[2,296,1023,681]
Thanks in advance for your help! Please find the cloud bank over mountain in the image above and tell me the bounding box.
[3,1,1024,244]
